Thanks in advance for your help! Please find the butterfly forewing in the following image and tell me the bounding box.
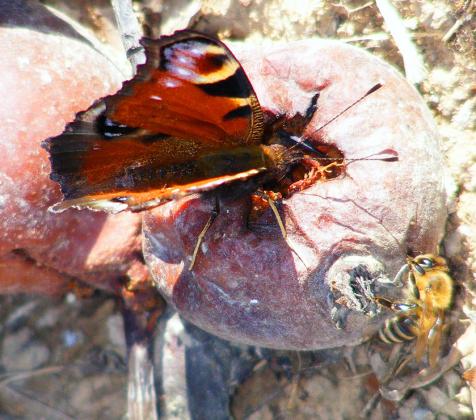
[43,31,266,212]
[109,32,264,145]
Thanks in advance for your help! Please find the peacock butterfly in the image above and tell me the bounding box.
[42,30,325,214]
[42,30,389,268]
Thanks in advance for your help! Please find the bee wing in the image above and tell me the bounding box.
[427,311,444,367]
[415,295,437,362]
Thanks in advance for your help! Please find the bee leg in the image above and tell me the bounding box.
[408,271,420,300]
[392,262,410,287]
[374,296,418,313]
[189,197,220,271]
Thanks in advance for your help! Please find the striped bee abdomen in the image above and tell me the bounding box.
[378,315,419,344]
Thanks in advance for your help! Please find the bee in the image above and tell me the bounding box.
[375,254,454,366]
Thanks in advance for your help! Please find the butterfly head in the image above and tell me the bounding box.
[261,144,304,180]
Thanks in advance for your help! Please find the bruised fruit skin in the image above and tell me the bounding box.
[143,39,447,350]
[0,12,148,295]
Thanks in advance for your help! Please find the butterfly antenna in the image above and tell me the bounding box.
[276,83,384,162]
[310,83,383,136]
[281,134,326,156]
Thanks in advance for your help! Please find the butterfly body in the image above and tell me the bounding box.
[43,30,314,215]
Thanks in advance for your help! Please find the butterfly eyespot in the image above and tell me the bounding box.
[97,115,138,139]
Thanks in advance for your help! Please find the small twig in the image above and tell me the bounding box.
[123,304,162,420]
[111,0,145,71]
[442,0,474,43]
[349,1,375,13]
[0,366,65,387]
[360,391,382,419]
[127,343,158,420]
[375,0,426,84]
[339,32,391,43]
[157,313,192,419]
[0,384,75,420]
[286,352,302,411]
[341,31,443,44]
[331,1,374,14]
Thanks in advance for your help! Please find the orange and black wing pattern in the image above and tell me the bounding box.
[42,30,265,213]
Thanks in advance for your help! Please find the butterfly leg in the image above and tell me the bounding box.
[247,190,313,271]
[267,195,286,239]
[189,197,220,271]
[248,190,284,234]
